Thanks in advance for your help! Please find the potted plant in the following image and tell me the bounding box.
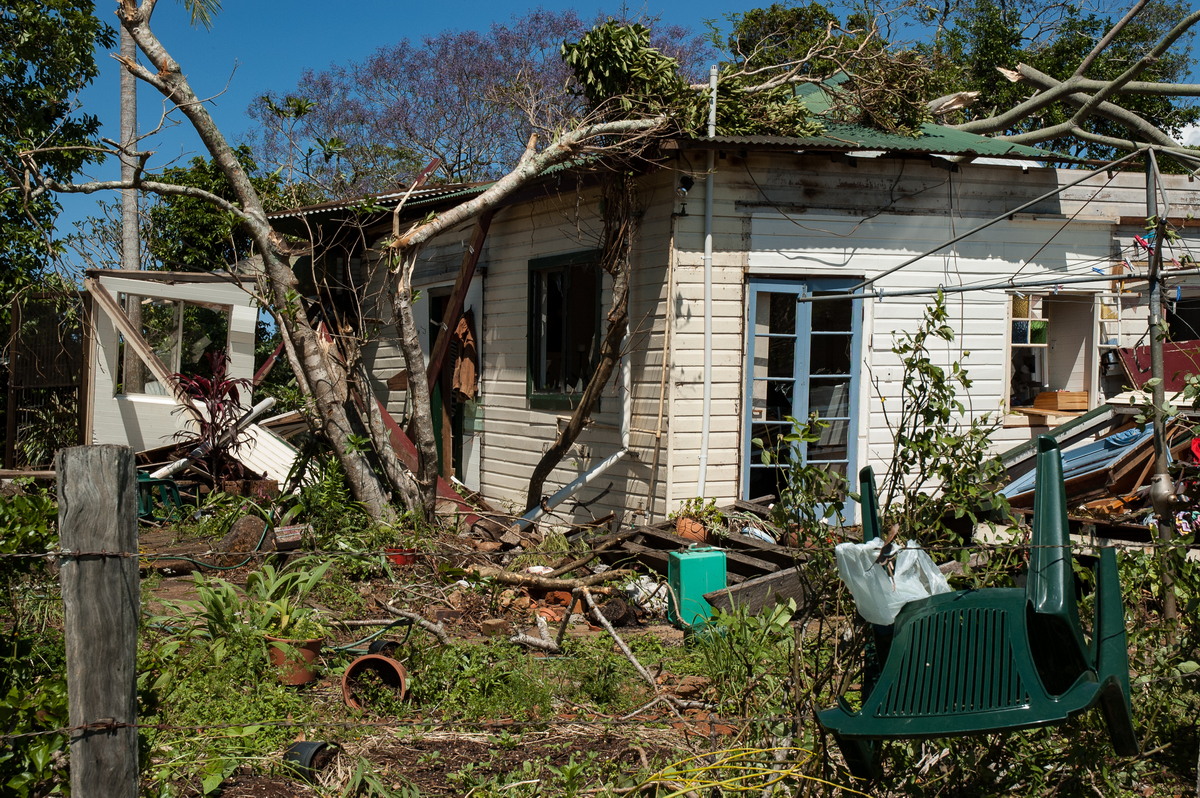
[244,558,333,685]
[669,497,726,543]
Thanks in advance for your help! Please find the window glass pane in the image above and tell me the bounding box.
[765,336,795,378]
[767,292,796,335]
[1029,319,1048,344]
[1012,319,1028,344]
[1012,294,1030,318]
[530,260,598,394]
[1010,347,1046,406]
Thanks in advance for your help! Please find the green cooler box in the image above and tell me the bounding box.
[668,546,727,629]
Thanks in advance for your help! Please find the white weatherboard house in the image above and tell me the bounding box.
[271,124,1200,529]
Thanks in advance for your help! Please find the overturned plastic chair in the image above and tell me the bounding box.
[136,471,183,522]
[819,436,1138,780]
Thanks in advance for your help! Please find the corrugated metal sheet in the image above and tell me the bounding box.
[688,124,1065,161]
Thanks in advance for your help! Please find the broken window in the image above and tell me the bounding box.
[117,294,231,395]
[1008,293,1094,412]
[528,252,600,408]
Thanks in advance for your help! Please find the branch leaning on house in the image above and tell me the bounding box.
[383,114,669,518]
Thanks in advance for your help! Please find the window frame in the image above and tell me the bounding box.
[526,250,602,411]
[1005,291,1096,423]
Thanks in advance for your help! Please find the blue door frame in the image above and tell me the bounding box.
[742,277,862,520]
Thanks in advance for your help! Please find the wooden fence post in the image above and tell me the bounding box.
[57,445,139,797]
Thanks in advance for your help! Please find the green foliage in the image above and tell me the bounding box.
[694,597,796,716]
[668,496,727,529]
[282,454,371,546]
[563,20,704,127]
[879,291,1010,542]
[720,3,933,137]
[0,1,113,300]
[0,488,66,796]
[145,146,285,271]
[758,413,849,543]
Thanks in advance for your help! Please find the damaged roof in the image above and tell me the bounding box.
[672,74,1076,163]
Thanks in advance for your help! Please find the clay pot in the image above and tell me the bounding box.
[265,636,323,685]
[675,516,709,543]
[341,654,408,710]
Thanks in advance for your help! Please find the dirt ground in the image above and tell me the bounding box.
[138,526,700,796]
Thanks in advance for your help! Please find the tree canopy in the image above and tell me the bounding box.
[145,147,284,272]
[0,0,113,290]
[247,10,712,198]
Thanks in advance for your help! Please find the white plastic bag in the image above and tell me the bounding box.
[834,539,951,625]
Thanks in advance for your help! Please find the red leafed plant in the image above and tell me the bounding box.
[172,351,254,482]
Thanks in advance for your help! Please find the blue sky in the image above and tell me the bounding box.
[61,0,772,231]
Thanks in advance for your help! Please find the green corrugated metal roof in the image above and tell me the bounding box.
[695,123,1065,161]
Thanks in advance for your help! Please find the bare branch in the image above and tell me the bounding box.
[1073,0,1149,78]
[390,116,667,251]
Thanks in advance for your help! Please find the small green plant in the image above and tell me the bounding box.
[243,557,333,639]
[757,412,849,546]
[669,497,726,529]
[694,597,796,716]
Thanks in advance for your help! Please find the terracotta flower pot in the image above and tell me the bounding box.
[265,636,323,685]
[341,654,408,710]
[675,517,709,543]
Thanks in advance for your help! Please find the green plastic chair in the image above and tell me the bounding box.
[136,471,183,521]
[820,436,1138,780]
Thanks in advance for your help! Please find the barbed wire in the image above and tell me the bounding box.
[5,667,1199,747]
[3,535,1198,563]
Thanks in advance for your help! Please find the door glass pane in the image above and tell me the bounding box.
[766,337,795,378]
[812,295,851,332]
[751,422,791,463]
[755,292,796,335]
[810,334,851,375]
[809,377,850,418]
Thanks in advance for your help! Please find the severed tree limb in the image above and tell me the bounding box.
[383,602,452,646]
[957,8,1200,143]
[579,587,656,691]
[578,587,712,714]
[510,614,561,652]
[468,564,631,592]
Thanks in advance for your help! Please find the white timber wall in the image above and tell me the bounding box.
[88,276,257,451]
[662,150,1200,506]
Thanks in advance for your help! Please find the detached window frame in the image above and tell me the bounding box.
[116,293,233,397]
[527,251,601,410]
[1005,292,1096,423]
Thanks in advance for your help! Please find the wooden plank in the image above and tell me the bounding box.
[426,211,492,391]
[615,541,747,585]
[57,445,139,798]
[631,526,780,577]
[704,565,808,615]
